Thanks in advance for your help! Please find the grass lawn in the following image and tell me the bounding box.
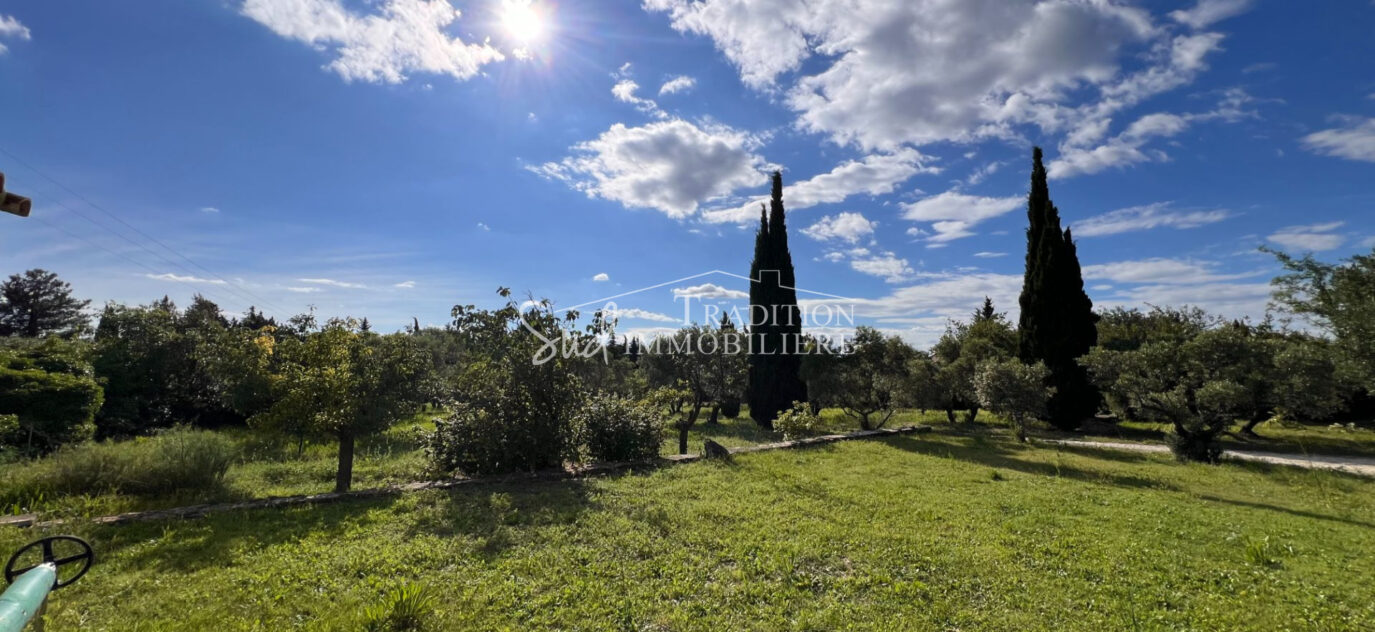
[5,432,1372,630]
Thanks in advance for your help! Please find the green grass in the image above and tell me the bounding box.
[6,432,1372,630]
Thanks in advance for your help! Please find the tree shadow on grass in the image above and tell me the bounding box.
[1193,494,1375,530]
[881,434,1181,492]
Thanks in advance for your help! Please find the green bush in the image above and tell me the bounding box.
[0,427,236,502]
[0,352,103,454]
[576,394,664,462]
[774,401,825,440]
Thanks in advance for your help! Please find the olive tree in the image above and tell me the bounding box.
[804,327,918,430]
[1082,325,1270,462]
[974,360,1052,442]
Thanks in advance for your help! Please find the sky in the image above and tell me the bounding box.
[1,0,1373,346]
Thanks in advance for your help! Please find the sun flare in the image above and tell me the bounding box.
[500,0,546,44]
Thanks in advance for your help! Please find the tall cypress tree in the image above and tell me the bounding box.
[1018,147,1099,429]
[748,171,808,428]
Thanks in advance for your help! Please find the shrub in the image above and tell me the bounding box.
[0,427,236,501]
[0,351,103,455]
[774,401,824,440]
[362,584,436,632]
[577,395,664,462]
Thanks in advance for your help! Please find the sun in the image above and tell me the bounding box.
[500,0,546,44]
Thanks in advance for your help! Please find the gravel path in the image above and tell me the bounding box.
[1040,439,1375,478]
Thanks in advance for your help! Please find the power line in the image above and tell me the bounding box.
[26,214,256,312]
[0,147,291,315]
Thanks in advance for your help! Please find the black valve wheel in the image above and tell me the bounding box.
[4,535,94,589]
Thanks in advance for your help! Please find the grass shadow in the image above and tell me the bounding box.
[882,433,1180,492]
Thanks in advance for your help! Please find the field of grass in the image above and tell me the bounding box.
[4,406,1370,523]
[4,431,1372,630]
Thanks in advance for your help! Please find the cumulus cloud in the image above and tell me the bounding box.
[659,75,696,96]
[531,119,766,218]
[1302,117,1375,163]
[901,191,1022,244]
[298,277,367,289]
[849,252,915,283]
[672,283,749,299]
[646,0,1167,151]
[1169,0,1254,30]
[0,15,31,54]
[1267,222,1346,252]
[240,0,503,83]
[1073,202,1231,237]
[802,212,877,244]
[592,273,610,282]
[611,79,665,118]
[701,148,938,224]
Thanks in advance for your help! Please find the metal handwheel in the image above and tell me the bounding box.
[4,536,94,590]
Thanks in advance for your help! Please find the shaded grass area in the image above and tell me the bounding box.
[1033,418,1375,458]
[5,432,1371,630]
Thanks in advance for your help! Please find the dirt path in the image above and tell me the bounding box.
[1040,439,1375,478]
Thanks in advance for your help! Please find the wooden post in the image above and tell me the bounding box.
[0,173,32,217]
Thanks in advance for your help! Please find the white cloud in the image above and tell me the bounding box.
[659,75,696,96]
[240,0,503,83]
[973,251,1008,258]
[607,307,677,323]
[1073,202,1231,237]
[1082,258,1260,284]
[0,15,31,54]
[1302,117,1375,163]
[1169,0,1253,30]
[849,252,915,283]
[964,161,1004,186]
[592,273,610,282]
[902,191,1022,243]
[476,222,490,231]
[672,283,748,299]
[532,119,766,218]
[802,212,876,244]
[286,286,322,293]
[298,277,367,289]
[394,280,416,288]
[1051,112,1190,178]
[702,148,937,224]
[1267,222,1346,252]
[200,206,221,214]
[611,79,665,118]
[146,273,227,285]
[647,0,1160,150]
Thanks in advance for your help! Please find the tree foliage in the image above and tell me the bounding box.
[0,338,103,455]
[1017,148,1099,429]
[975,359,1052,442]
[804,327,918,430]
[1268,246,1375,390]
[748,171,807,427]
[0,269,91,338]
[254,318,427,491]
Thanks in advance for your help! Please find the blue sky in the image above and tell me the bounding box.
[1,0,1373,345]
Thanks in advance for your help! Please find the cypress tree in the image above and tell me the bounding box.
[1017,147,1099,429]
[748,171,808,428]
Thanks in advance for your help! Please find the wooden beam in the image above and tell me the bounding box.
[0,172,32,217]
